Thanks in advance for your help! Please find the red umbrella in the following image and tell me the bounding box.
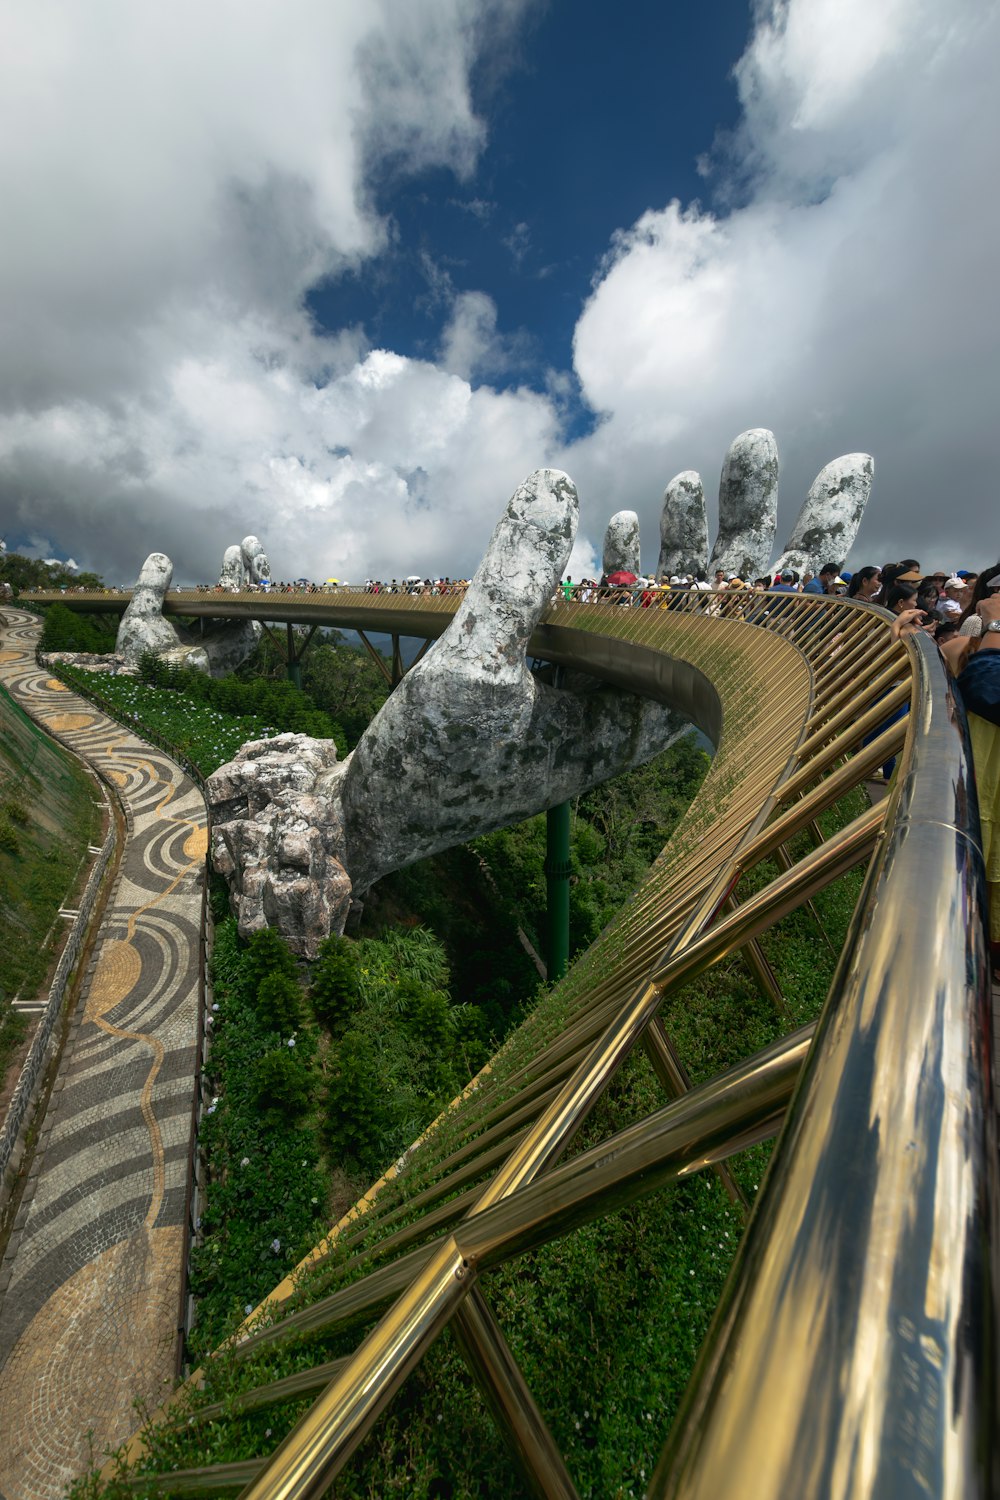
[606,569,638,586]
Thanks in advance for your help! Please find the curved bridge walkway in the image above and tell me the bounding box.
[0,610,205,1500]
[14,588,1000,1496]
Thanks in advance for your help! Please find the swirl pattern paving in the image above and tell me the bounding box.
[0,611,205,1500]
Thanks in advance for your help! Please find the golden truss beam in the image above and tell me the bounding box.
[99,592,997,1500]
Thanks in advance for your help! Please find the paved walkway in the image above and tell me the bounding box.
[0,611,205,1499]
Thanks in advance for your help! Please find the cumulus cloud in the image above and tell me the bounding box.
[1,0,996,589]
[0,0,541,582]
[563,0,1000,572]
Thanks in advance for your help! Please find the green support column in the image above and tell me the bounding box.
[286,623,302,689]
[545,800,572,983]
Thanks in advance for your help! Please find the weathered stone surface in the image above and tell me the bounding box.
[341,471,683,893]
[207,733,351,956]
[708,429,779,580]
[167,621,261,678]
[657,471,708,580]
[602,510,642,578]
[118,535,266,678]
[218,545,245,590]
[39,651,126,674]
[115,553,195,667]
[210,469,687,953]
[241,535,270,584]
[771,453,874,578]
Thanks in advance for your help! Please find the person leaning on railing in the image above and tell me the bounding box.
[933,571,1000,978]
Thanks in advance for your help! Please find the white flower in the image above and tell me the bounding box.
[241,1156,250,1167]
[287,1037,296,1048]
[244,1304,253,1315]
[271,1238,281,1253]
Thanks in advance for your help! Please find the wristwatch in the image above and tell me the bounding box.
[987,621,1000,633]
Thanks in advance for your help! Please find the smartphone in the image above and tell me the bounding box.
[987,574,1000,592]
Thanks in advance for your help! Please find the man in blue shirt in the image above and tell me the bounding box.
[803,562,841,595]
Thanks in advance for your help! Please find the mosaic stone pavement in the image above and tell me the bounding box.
[0,611,205,1499]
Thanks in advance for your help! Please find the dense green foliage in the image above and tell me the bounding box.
[242,628,391,749]
[188,918,490,1356]
[38,601,118,655]
[307,934,361,1033]
[137,652,346,752]
[323,925,490,1177]
[187,922,329,1353]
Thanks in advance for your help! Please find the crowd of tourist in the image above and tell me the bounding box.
[887,560,1000,980]
[545,560,987,646]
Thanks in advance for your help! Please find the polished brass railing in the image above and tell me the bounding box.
[58,589,997,1497]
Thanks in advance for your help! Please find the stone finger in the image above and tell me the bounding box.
[657,470,707,580]
[709,428,778,580]
[772,454,874,578]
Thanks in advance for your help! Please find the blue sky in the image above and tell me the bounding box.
[0,0,998,586]
[309,0,751,422]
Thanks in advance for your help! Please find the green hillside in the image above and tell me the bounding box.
[0,682,101,1076]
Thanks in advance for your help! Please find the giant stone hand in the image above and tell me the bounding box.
[208,469,687,955]
[115,536,271,676]
[655,430,874,582]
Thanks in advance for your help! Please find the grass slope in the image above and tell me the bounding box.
[0,682,100,1078]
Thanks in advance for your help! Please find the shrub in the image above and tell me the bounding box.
[324,1029,388,1169]
[189,918,329,1350]
[39,601,117,654]
[309,935,361,1033]
[252,1047,312,1120]
[255,970,303,1035]
[242,926,299,994]
[399,979,452,1053]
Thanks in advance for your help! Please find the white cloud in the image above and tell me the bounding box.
[0,0,542,583]
[562,0,1000,573]
[439,291,500,379]
[1,0,997,592]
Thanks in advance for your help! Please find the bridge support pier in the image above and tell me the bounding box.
[259,620,318,688]
[286,624,302,689]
